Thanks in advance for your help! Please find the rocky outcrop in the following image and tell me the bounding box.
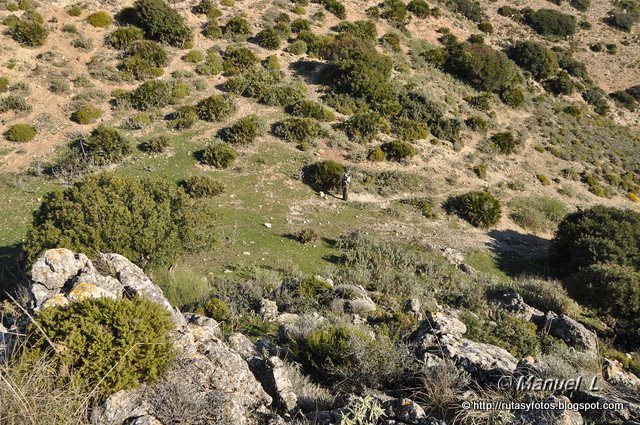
[515,395,584,425]
[26,249,272,425]
[544,313,598,353]
[603,359,640,389]
[498,290,544,323]
[411,311,518,382]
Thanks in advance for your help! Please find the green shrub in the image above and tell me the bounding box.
[25,173,214,265]
[508,196,569,232]
[408,0,430,18]
[472,164,486,179]
[4,123,36,142]
[223,46,260,75]
[523,8,577,37]
[465,116,488,133]
[66,4,82,16]
[382,0,408,23]
[335,20,377,42]
[25,297,174,400]
[130,0,193,47]
[195,297,230,321]
[260,82,306,107]
[87,11,113,27]
[582,88,609,114]
[605,9,639,31]
[141,135,170,153]
[512,277,581,316]
[49,79,70,95]
[446,191,502,228]
[401,198,437,218]
[489,132,519,154]
[202,17,222,39]
[126,79,173,110]
[380,32,401,52]
[195,94,236,122]
[287,40,308,55]
[477,21,493,33]
[199,142,237,168]
[0,94,32,113]
[182,49,204,63]
[169,105,199,130]
[445,42,520,93]
[273,117,322,144]
[195,49,223,76]
[294,228,320,244]
[291,18,311,33]
[552,206,640,274]
[500,86,525,107]
[223,16,252,41]
[570,0,590,11]
[120,40,169,80]
[380,140,417,161]
[611,90,637,111]
[218,114,265,145]
[290,100,335,121]
[11,15,48,46]
[544,71,575,96]
[508,41,559,81]
[304,160,345,191]
[182,175,225,198]
[255,27,281,49]
[0,76,9,93]
[446,0,485,22]
[341,112,386,143]
[72,104,102,124]
[392,117,429,141]
[82,125,131,165]
[298,276,332,298]
[318,0,346,19]
[107,26,145,49]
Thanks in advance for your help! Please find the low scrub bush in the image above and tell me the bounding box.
[107,26,145,49]
[290,100,336,121]
[341,112,386,143]
[255,27,282,50]
[273,117,322,143]
[0,76,9,93]
[508,196,569,232]
[382,0,408,23]
[260,82,306,107]
[294,228,320,244]
[199,142,237,168]
[126,79,173,110]
[544,71,575,96]
[195,49,223,76]
[318,0,346,19]
[195,297,230,321]
[287,40,308,55]
[408,0,431,18]
[182,175,225,198]
[126,112,153,129]
[140,135,170,153]
[508,41,559,81]
[304,160,345,191]
[5,123,36,142]
[25,297,174,399]
[130,0,193,47]
[218,114,266,145]
[446,0,485,22]
[202,17,222,39]
[335,20,377,42]
[522,8,577,37]
[511,277,581,316]
[120,40,169,80]
[582,88,609,114]
[222,46,260,75]
[223,16,252,41]
[380,140,417,161]
[10,14,48,46]
[0,94,32,113]
[83,125,131,165]
[446,191,502,228]
[87,11,113,27]
[25,173,215,265]
[402,198,438,218]
[489,131,519,154]
[195,94,236,122]
[170,105,199,130]
[72,104,102,124]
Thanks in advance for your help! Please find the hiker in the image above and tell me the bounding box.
[341,171,351,201]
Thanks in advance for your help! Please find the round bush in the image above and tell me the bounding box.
[305,160,345,191]
[291,100,335,121]
[11,16,47,47]
[121,40,169,80]
[83,125,131,165]
[551,206,640,274]
[255,27,281,50]
[287,40,308,55]
[223,16,252,41]
[199,142,237,168]
[170,105,199,130]
[131,0,193,47]
[25,297,174,400]
[5,123,36,142]
[182,175,225,198]
[107,26,144,49]
[72,104,102,124]
[25,173,214,265]
[490,131,519,154]
[273,118,322,144]
[380,140,417,161]
[448,191,502,228]
[508,41,559,81]
[86,11,113,28]
[408,0,430,18]
[341,112,386,144]
[141,135,170,153]
[222,46,260,75]
[522,8,576,37]
[195,296,230,321]
[219,115,265,145]
[182,49,204,63]
[195,94,236,122]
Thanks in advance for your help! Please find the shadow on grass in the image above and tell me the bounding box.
[487,229,551,278]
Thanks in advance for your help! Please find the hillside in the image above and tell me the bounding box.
[1,0,640,423]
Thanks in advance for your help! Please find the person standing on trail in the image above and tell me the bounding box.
[341,171,351,201]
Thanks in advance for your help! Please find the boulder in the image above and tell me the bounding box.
[545,313,598,353]
[413,311,468,337]
[333,284,376,314]
[259,299,279,322]
[403,298,423,320]
[603,358,640,389]
[251,356,298,412]
[516,395,583,425]
[497,290,544,323]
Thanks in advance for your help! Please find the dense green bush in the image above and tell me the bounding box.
[273,117,322,143]
[120,40,169,80]
[195,94,236,122]
[170,105,199,129]
[195,296,230,321]
[318,0,347,19]
[544,71,575,96]
[382,0,408,23]
[87,11,113,27]
[182,49,204,63]
[570,0,590,11]
[83,125,131,165]
[611,90,637,111]
[126,79,173,110]
[140,135,170,153]
[218,114,266,145]
[582,88,609,114]
[195,49,223,76]
[25,297,174,399]
[107,26,144,49]
[445,42,520,93]
[508,41,559,81]
[551,206,640,274]
[508,196,569,232]
[223,16,252,41]
[291,18,311,33]
[255,27,281,49]
[341,112,386,143]
[522,8,576,37]
[199,142,237,168]
[4,123,36,142]
[25,173,214,265]
[287,39,308,55]
[408,0,430,18]
[222,46,260,75]
[130,0,193,47]
[290,100,336,121]
[72,104,102,124]
[10,14,48,46]
[182,175,225,197]
[380,140,417,161]
[260,82,306,107]
[335,20,377,42]
[380,32,401,52]
[304,160,345,191]
[446,0,485,22]
[489,132,519,154]
[0,76,9,93]
[294,228,320,244]
[202,17,222,39]
[446,191,502,228]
